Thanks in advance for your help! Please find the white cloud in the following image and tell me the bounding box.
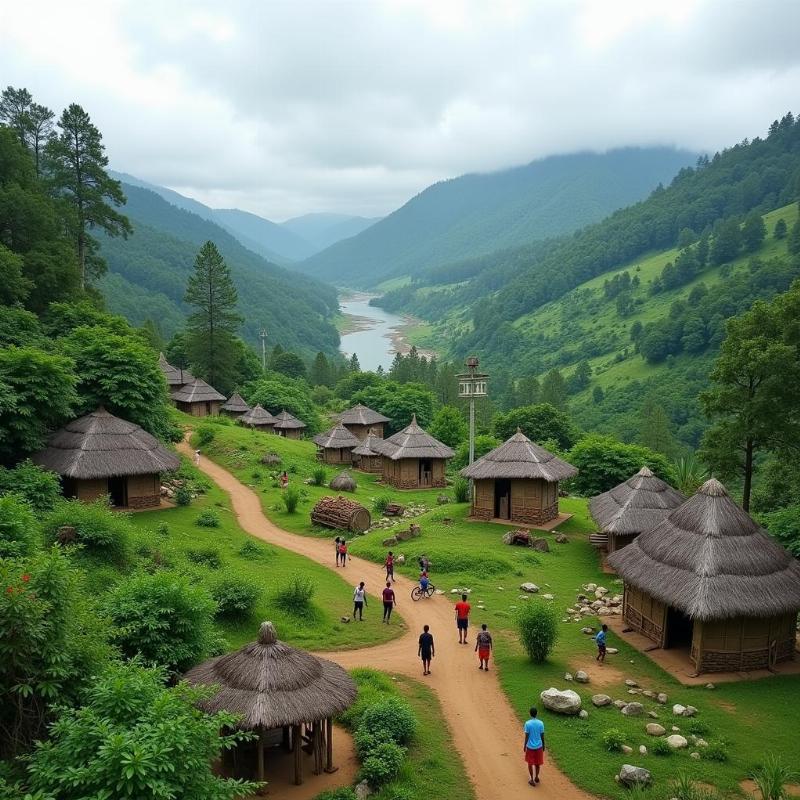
[1,0,798,219]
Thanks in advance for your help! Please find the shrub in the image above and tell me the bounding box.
[211,575,260,618]
[453,434,501,470]
[104,571,218,672]
[453,476,470,503]
[314,790,357,800]
[373,494,394,514]
[687,720,710,736]
[156,521,170,537]
[282,485,300,513]
[238,540,270,560]
[651,737,673,756]
[749,755,798,800]
[0,494,38,558]
[338,669,397,729]
[700,739,728,762]
[493,403,580,449]
[174,485,192,506]
[359,741,405,788]
[274,573,315,615]
[133,529,175,571]
[360,697,417,745]
[0,460,61,512]
[601,728,625,752]
[186,546,223,569]
[195,510,221,528]
[353,727,395,759]
[759,504,800,557]
[515,601,559,663]
[311,466,327,486]
[196,426,216,447]
[43,499,132,565]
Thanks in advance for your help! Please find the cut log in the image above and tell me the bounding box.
[311,495,371,533]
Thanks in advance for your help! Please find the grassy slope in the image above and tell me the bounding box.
[202,420,800,799]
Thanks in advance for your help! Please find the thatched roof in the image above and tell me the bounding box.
[313,423,360,450]
[222,393,250,414]
[460,430,577,482]
[372,415,454,461]
[159,353,193,387]
[184,621,356,729]
[352,433,382,457]
[330,470,357,492]
[171,377,225,404]
[607,479,800,620]
[239,404,276,427]
[338,404,390,426]
[31,407,179,479]
[273,410,306,430]
[589,467,685,536]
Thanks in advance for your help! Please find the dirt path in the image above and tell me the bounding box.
[182,442,592,800]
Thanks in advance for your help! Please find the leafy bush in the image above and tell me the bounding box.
[493,403,580,449]
[700,739,729,762]
[43,499,132,565]
[0,494,38,559]
[759,505,800,557]
[174,485,193,506]
[156,521,169,537]
[453,434,501,470]
[186,546,223,569]
[0,460,61,512]
[338,669,397,729]
[104,571,218,672]
[274,574,315,615]
[314,789,357,800]
[238,540,270,560]
[515,601,559,663]
[211,575,260,619]
[360,697,417,745]
[23,661,258,800]
[195,509,221,528]
[687,720,710,736]
[132,529,175,571]
[651,737,673,756]
[601,728,625,752]
[196,426,216,447]
[453,476,470,504]
[353,727,395,759]
[359,741,406,788]
[373,494,394,514]
[282,485,300,513]
[311,466,327,486]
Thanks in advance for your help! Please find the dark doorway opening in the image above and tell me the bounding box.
[205,401,213,415]
[665,607,694,649]
[495,479,512,519]
[419,459,432,487]
[108,476,128,507]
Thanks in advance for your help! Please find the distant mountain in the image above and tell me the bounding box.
[297,147,699,287]
[98,183,341,358]
[282,212,380,251]
[213,208,313,262]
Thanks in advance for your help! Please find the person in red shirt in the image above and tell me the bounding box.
[454,593,471,644]
[384,551,394,582]
[382,581,396,623]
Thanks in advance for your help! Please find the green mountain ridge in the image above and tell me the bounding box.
[297,147,699,286]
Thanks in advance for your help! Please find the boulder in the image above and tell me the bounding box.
[621,745,633,754]
[580,607,594,616]
[575,670,590,684]
[646,723,666,736]
[683,706,698,718]
[666,734,688,749]
[625,679,639,687]
[613,700,627,709]
[656,693,668,704]
[595,586,609,597]
[592,694,612,707]
[591,600,604,610]
[598,607,613,616]
[520,582,540,593]
[564,672,574,682]
[382,536,398,547]
[531,538,550,553]
[578,709,589,719]
[672,704,686,716]
[555,533,568,543]
[639,745,648,755]
[621,702,644,717]
[581,626,595,635]
[584,583,598,592]
[690,751,701,760]
[618,765,652,787]
[540,687,582,715]
[647,711,660,720]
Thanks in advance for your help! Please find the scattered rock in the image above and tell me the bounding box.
[598,607,613,616]
[581,626,595,635]
[647,711,660,720]
[705,683,715,690]
[696,739,708,748]
[672,704,686,716]
[382,536,398,547]
[564,672,574,682]
[355,778,371,800]
[671,726,680,733]
[555,533,568,543]
[595,586,609,597]
[434,589,445,595]
[667,734,688,749]
[543,593,555,600]
[584,583,598,592]
[625,679,639,687]
[520,582,539,593]
[540,687,582,715]
[642,690,655,699]
[657,693,668,704]
[575,670,590,684]
[639,745,648,755]
[580,606,595,616]
[646,723,666,736]
[396,555,405,564]
[628,689,641,695]
[592,694,612,707]
[618,765,651,787]
[621,745,633,754]
[436,494,450,505]
[690,752,701,760]
[578,709,589,719]
[450,589,460,594]
[531,538,550,553]
[606,647,619,654]
[683,706,697,718]
[613,700,627,709]
[340,616,351,623]
[621,702,644,717]
[591,600,604,610]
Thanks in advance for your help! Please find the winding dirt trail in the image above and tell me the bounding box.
[181,442,591,800]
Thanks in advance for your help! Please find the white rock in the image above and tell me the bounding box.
[578,709,589,719]
[543,593,555,600]
[540,687,582,715]
[683,705,697,718]
[696,739,708,748]
[647,711,660,719]
[639,745,648,755]
[671,726,680,732]
[564,672,574,682]
[520,582,539,593]
[581,626,595,635]
[606,647,619,654]
[592,694,612,707]
[705,683,715,690]
[450,589,460,594]
[621,744,633,754]
[646,723,666,736]
[690,751,701,760]
[580,606,594,616]
[575,670,590,684]
[355,779,371,800]
[621,702,644,717]
[625,679,639,687]
[618,765,651,787]
[598,607,613,616]
[667,735,688,749]
[585,583,598,592]
[497,586,505,590]
[595,586,609,597]
[657,693,668,704]
[613,700,627,709]
[672,704,686,716]
[434,590,445,595]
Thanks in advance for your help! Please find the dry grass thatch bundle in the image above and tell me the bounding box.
[329,470,357,492]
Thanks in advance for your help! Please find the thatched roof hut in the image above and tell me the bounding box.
[239,404,277,430]
[313,423,360,465]
[171,377,225,417]
[460,430,577,526]
[330,470,357,493]
[31,407,179,509]
[372,415,453,489]
[589,466,685,552]
[608,478,800,673]
[337,404,390,439]
[185,621,356,784]
[221,392,251,418]
[273,410,306,439]
[158,352,193,387]
[351,432,383,473]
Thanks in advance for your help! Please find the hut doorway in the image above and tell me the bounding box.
[494,479,512,519]
[419,459,433,487]
[665,607,694,649]
[108,476,128,507]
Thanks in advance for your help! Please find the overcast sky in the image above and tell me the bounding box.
[1,0,799,221]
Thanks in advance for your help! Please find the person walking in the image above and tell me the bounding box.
[280,471,289,489]
[338,539,348,567]
[382,581,396,623]
[194,449,201,466]
[455,593,471,644]
[523,707,545,786]
[595,624,608,664]
[384,550,394,582]
[418,624,435,675]
[334,536,342,567]
[475,623,493,670]
[352,581,367,621]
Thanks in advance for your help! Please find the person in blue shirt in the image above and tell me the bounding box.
[595,623,608,663]
[522,706,545,785]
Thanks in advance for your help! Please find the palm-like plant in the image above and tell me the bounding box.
[673,454,708,495]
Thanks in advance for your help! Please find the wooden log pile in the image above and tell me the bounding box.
[384,503,405,517]
[311,495,371,533]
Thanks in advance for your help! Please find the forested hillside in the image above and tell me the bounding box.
[98,184,341,357]
[297,147,697,286]
[282,212,380,251]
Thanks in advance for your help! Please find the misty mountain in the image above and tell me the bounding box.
[282,212,380,251]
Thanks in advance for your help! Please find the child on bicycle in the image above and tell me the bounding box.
[419,570,430,593]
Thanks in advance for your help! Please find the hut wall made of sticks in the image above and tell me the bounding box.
[471,477,559,525]
[353,452,383,473]
[381,455,447,490]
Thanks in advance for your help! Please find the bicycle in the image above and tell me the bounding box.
[411,583,436,601]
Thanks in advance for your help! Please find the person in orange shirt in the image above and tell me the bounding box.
[454,593,471,644]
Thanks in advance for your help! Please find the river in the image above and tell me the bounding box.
[338,293,435,371]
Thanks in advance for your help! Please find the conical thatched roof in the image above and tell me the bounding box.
[273,410,306,430]
[313,423,360,450]
[372,415,454,461]
[222,392,250,414]
[460,430,577,481]
[589,467,685,536]
[330,470,357,492]
[338,404,390,426]
[352,432,382,457]
[171,377,225,404]
[159,353,193,387]
[608,479,800,620]
[31,407,179,479]
[184,621,356,729]
[239,404,277,427]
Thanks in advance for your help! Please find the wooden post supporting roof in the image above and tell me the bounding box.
[325,717,335,773]
[293,724,303,785]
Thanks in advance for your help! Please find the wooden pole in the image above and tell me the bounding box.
[313,723,322,775]
[257,727,265,784]
[325,717,335,773]
[293,724,303,785]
